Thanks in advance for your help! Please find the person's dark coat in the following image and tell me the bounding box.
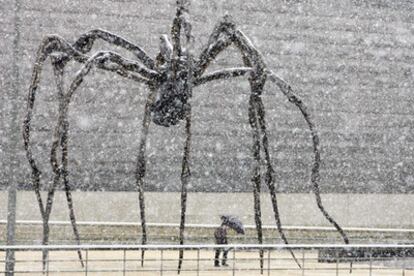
[214,225,229,266]
[214,225,228,245]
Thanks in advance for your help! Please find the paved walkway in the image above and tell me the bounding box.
[1,250,413,275]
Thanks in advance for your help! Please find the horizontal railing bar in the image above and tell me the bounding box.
[1,220,414,233]
[2,269,398,274]
[0,243,414,251]
[1,266,401,272]
[2,269,213,273]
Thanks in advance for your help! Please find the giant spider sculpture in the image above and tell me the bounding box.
[23,0,349,273]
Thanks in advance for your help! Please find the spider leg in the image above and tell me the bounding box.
[267,71,350,244]
[39,56,84,269]
[196,15,349,248]
[23,35,87,233]
[135,86,156,267]
[24,35,155,196]
[253,96,303,268]
[242,51,289,273]
[66,51,156,265]
[169,5,195,272]
[193,18,234,79]
[44,50,153,268]
[23,35,157,270]
[61,117,85,267]
[24,35,156,197]
[194,17,302,269]
[194,18,269,269]
[205,24,267,272]
[22,36,86,269]
[177,41,194,275]
[177,107,192,274]
[73,29,155,69]
[248,96,264,273]
[55,55,85,268]
[61,50,158,265]
[193,67,252,87]
[36,56,64,270]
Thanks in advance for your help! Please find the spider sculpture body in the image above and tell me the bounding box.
[23,0,349,273]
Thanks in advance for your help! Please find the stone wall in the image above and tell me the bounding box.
[1,0,414,193]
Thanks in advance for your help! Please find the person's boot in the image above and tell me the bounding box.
[221,261,229,267]
[214,261,220,267]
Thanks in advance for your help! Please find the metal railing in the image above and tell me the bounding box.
[1,244,414,275]
[3,219,414,233]
[3,220,414,245]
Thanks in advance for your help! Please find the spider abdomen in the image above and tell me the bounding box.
[150,70,191,127]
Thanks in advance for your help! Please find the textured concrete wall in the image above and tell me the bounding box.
[1,0,414,192]
[1,191,414,228]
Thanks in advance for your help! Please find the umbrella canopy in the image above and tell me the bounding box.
[220,215,245,234]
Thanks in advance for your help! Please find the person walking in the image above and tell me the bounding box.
[214,223,229,267]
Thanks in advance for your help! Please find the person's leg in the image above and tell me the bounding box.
[222,248,229,266]
[214,249,220,266]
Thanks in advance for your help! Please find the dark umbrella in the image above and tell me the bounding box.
[220,215,245,234]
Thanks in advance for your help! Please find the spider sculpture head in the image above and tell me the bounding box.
[150,16,192,127]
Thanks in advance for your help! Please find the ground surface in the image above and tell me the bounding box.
[1,250,413,275]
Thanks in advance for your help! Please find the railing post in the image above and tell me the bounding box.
[335,250,339,276]
[46,251,49,276]
[232,247,236,276]
[402,253,406,276]
[85,249,88,276]
[5,188,17,276]
[160,249,163,276]
[196,249,200,276]
[301,249,305,276]
[123,249,126,276]
[267,250,271,276]
[369,251,372,276]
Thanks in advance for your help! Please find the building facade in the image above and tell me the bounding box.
[1,0,413,194]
